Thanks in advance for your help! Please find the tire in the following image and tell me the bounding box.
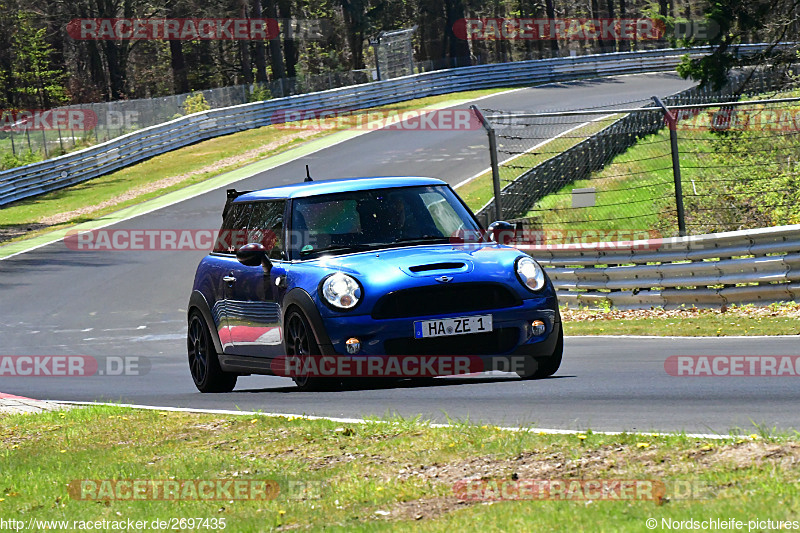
[517,328,563,380]
[187,310,237,393]
[284,309,335,391]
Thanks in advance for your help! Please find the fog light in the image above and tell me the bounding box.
[531,320,546,336]
[346,338,361,354]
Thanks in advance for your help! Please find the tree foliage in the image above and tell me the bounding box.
[677,0,799,90]
[0,0,795,108]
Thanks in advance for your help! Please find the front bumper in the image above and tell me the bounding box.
[317,296,560,360]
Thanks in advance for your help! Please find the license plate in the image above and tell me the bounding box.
[414,315,493,339]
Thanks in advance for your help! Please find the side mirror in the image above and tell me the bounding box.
[236,242,273,271]
[487,221,516,245]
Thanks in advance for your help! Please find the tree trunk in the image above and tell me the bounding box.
[277,0,296,77]
[264,0,285,79]
[167,1,189,94]
[86,39,108,99]
[658,0,669,18]
[618,0,629,51]
[544,0,559,54]
[93,0,129,100]
[169,41,190,94]
[239,0,253,84]
[102,41,126,99]
[340,0,366,70]
[418,2,444,65]
[591,0,603,53]
[251,0,268,83]
[444,0,470,64]
[606,0,616,53]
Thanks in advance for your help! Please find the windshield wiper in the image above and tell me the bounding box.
[394,235,451,244]
[299,244,373,256]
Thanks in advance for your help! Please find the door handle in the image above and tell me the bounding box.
[223,275,236,283]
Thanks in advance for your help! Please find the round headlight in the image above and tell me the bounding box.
[516,257,546,292]
[322,272,362,309]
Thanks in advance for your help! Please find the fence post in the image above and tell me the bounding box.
[41,128,48,158]
[471,105,503,221]
[652,95,686,237]
[56,121,64,153]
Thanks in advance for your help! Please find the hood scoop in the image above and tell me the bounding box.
[408,262,466,273]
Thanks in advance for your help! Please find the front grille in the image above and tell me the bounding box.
[371,282,521,320]
[384,328,519,356]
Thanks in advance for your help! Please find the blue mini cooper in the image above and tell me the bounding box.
[187,176,562,392]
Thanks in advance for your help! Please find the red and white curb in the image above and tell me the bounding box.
[0,392,74,415]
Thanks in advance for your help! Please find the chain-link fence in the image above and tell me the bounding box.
[476,67,800,236]
[372,27,417,80]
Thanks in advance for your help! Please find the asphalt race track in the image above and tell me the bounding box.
[2,72,797,435]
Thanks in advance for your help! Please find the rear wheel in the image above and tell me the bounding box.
[517,328,563,380]
[188,310,237,393]
[284,309,334,391]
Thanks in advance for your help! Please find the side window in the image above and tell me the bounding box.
[248,201,286,260]
[214,202,252,253]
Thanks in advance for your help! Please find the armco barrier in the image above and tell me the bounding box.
[519,224,800,308]
[0,44,776,206]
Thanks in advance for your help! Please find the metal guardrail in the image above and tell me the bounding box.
[0,44,776,207]
[518,224,800,308]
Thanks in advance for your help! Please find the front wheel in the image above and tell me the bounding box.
[517,328,563,380]
[284,309,335,391]
[188,310,237,393]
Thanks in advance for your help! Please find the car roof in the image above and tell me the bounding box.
[235,176,447,201]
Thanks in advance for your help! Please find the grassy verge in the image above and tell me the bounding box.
[527,130,675,232]
[457,116,618,212]
[524,89,800,233]
[561,302,800,336]
[0,88,510,246]
[1,405,797,531]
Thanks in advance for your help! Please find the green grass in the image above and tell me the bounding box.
[523,90,800,233]
[457,117,618,212]
[1,406,798,531]
[561,302,800,336]
[0,88,510,243]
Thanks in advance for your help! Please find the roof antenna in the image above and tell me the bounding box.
[305,165,313,182]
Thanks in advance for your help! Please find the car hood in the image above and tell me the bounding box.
[293,244,544,314]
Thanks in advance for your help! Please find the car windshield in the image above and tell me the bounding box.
[289,185,480,259]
